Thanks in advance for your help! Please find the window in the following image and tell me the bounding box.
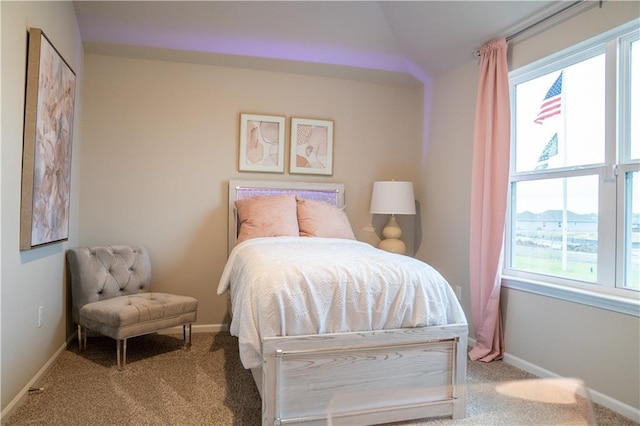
[506,21,639,302]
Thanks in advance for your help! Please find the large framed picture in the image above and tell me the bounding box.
[238,113,286,173]
[289,117,334,175]
[20,27,76,250]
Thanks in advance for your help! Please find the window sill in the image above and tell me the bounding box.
[501,276,640,317]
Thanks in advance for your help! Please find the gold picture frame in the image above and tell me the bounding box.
[20,28,76,250]
[238,113,286,173]
[289,117,334,175]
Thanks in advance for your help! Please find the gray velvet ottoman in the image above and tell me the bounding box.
[67,245,198,369]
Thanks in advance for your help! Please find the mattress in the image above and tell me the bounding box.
[217,237,467,369]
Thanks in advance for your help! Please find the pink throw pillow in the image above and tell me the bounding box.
[235,194,299,244]
[297,198,356,239]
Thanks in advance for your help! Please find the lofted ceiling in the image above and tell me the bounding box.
[73,1,566,85]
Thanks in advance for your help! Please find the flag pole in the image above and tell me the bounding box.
[562,168,568,270]
[561,72,568,271]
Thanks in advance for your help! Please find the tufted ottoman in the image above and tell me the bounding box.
[67,245,198,369]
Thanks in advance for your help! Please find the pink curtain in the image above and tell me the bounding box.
[468,38,510,362]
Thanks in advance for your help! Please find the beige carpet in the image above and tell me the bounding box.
[4,332,636,425]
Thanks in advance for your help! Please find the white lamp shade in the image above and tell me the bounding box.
[369,181,416,215]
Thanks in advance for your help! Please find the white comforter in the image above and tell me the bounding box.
[217,237,467,369]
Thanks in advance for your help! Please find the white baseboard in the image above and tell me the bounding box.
[0,324,228,424]
[502,352,640,424]
[467,337,639,423]
[1,336,71,425]
[157,323,228,335]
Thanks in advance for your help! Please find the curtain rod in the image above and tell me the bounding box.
[506,0,588,42]
[473,0,600,57]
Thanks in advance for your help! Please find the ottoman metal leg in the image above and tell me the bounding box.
[117,338,127,370]
[183,324,192,349]
[77,325,87,351]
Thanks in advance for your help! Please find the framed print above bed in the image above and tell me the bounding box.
[20,27,76,251]
[289,117,334,175]
[238,113,286,173]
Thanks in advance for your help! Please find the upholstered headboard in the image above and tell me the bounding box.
[227,180,345,254]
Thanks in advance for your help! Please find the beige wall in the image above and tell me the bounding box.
[1,1,83,413]
[80,54,424,327]
[416,60,477,329]
[2,0,638,420]
[421,1,640,415]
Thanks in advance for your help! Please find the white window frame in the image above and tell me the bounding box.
[503,20,640,317]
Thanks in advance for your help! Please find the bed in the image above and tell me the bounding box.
[218,179,468,425]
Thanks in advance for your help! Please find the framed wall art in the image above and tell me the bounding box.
[238,113,286,173]
[289,117,334,175]
[20,27,76,250]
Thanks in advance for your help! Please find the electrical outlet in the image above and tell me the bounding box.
[38,306,44,328]
[455,286,462,301]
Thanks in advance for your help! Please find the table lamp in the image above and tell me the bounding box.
[369,181,416,254]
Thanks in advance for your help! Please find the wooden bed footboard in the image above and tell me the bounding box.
[257,324,468,425]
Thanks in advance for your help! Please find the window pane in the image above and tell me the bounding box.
[513,55,605,172]
[630,39,640,160]
[625,171,640,290]
[510,176,598,282]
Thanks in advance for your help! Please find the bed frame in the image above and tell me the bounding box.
[228,179,468,425]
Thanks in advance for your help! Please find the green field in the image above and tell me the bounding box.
[513,245,598,282]
[512,236,640,290]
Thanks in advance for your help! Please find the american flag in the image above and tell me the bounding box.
[534,72,563,124]
[535,133,558,170]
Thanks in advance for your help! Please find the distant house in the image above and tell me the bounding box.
[516,210,598,232]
